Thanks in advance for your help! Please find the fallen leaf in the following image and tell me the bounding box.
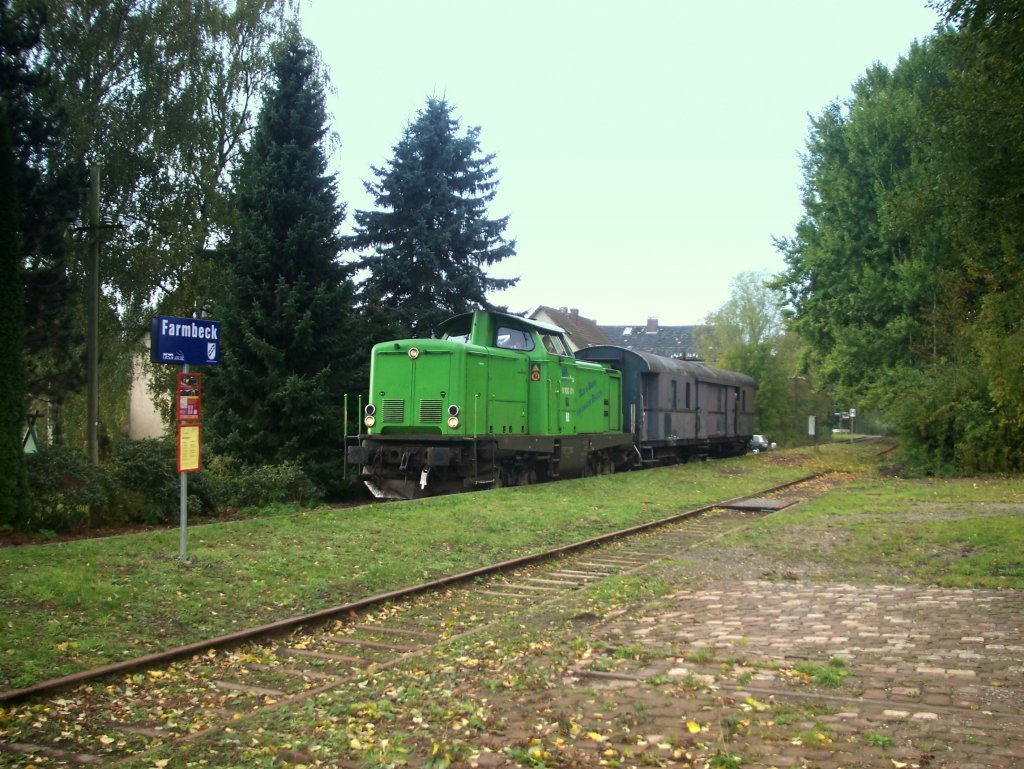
[744,696,768,712]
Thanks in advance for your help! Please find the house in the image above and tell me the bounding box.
[599,317,709,360]
[528,306,613,351]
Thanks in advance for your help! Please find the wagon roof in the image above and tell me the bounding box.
[578,345,757,388]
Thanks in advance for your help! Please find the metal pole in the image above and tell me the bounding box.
[342,393,348,482]
[87,166,101,465]
[180,363,189,562]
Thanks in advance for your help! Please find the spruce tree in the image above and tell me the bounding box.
[347,98,518,337]
[0,110,29,526]
[206,30,362,493]
[2,0,82,445]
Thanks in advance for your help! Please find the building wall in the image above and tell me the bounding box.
[127,335,167,439]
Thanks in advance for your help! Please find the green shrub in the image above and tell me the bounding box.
[106,437,216,524]
[25,445,113,531]
[870,362,1024,476]
[202,454,321,510]
[107,437,179,524]
[21,441,321,532]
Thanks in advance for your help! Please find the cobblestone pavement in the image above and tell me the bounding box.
[530,580,1024,769]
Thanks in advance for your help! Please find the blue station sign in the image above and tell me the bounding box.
[150,315,221,366]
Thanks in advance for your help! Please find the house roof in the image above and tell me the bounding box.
[599,320,709,359]
[529,306,614,349]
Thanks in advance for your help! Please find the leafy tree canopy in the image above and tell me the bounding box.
[4,0,293,447]
[32,0,294,319]
[774,7,1024,472]
[347,97,518,337]
[699,271,815,444]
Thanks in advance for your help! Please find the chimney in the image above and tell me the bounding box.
[646,317,659,332]
[570,308,579,317]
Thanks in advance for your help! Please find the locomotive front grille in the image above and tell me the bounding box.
[381,399,405,423]
[419,400,443,423]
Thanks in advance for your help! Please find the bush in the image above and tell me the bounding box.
[106,437,216,525]
[25,445,113,531]
[871,361,1024,476]
[202,454,320,510]
[20,440,322,533]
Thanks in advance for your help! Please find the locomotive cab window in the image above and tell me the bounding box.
[541,334,570,357]
[441,317,472,343]
[496,327,534,351]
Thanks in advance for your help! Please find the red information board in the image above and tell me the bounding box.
[177,372,202,423]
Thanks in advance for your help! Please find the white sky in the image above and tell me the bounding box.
[299,0,942,326]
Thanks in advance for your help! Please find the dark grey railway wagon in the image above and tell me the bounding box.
[577,346,755,462]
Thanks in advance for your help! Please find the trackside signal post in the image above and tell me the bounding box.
[150,315,221,561]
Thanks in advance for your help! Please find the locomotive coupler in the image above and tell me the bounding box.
[399,450,413,471]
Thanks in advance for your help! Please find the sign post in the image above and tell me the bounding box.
[151,315,220,562]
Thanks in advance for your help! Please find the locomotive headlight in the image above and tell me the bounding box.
[364,414,376,428]
[447,404,460,429]
[408,347,420,359]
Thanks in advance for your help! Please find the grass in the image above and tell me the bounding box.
[865,730,895,748]
[0,441,890,691]
[7,437,1018,769]
[793,657,849,688]
[720,473,1024,588]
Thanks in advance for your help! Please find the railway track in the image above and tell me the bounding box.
[0,472,850,767]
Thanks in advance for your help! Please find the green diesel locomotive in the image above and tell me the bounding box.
[347,310,756,499]
[347,310,631,498]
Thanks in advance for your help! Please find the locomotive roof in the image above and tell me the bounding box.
[438,310,566,337]
[578,345,757,388]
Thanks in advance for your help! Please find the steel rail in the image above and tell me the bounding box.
[0,472,822,705]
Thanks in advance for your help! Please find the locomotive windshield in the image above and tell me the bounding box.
[495,327,534,351]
